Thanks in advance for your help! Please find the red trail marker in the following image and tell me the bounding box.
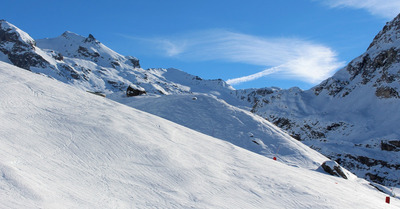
[386,196,390,204]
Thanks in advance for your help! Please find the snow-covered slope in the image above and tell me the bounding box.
[1,61,398,208]
[112,93,327,170]
[238,13,400,186]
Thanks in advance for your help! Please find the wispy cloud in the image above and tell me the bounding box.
[123,30,344,85]
[318,0,400,19]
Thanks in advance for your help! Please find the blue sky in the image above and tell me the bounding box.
[2,0,400,89]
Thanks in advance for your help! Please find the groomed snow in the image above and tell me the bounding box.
[0,61,398,208]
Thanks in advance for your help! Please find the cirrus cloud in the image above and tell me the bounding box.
[318,0,400,19]
[123,30,345,86]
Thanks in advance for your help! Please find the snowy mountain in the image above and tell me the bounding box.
[237,13,400,186]
[1,60,399,208]
[2,15,400,190]
[0,19,233,95]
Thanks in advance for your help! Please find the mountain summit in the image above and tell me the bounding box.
[368,13,400,51]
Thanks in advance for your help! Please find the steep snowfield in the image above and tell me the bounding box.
[0,61,398,208]
[111,93,328,170]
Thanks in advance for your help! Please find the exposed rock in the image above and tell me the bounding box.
[326,123,342,131]
[126,86,146,97]
[0,20,49,70]
[375,86,399,98]
[321,160,348,179]
[53,52,63,61]
[193,76,202,80]
[107,80,125,90]
[111,61,120,68]
[381,140,400,151]
[84,34,99,43]
[77,46,100,59]
[272,117,294,130]
[126,56,140,68]
[60,64,80,80]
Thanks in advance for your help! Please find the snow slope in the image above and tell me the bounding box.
[0,61,398,208]
[112,93,328,170]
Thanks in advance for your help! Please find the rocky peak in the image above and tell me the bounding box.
[84,34,99,44]
[367,13,400,51]
[0,20,36,48]
[0,20,49,70]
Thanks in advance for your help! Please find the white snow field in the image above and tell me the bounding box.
[0,61,398,208]
[110,93,328,170]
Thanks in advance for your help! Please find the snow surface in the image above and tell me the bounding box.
[111,93,328,170]
[0,61,399,208]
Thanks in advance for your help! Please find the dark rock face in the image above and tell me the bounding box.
[272,117,294,130]
[0,21,35,48]
[375,86,400,98]
[53,52,63,61]
[321,161,348,179]
[84,34,99,44]
[193,76,202,81]
[77,46,100,59]
[381,140,400,151]
[126,86,146,97]
[336,154,400,185]
[60,64,83,80]
[6,51,49,70]
[0,20,49,70]
[127,57,140,68]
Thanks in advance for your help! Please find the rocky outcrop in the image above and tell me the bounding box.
[0,20,50,70]
[321,161,348,179]
[126,56,140,68]
[126,86,146,97]
[375,86,399,98]
[381,140,400,151]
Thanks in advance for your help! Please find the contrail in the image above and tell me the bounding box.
[226,66,282,85]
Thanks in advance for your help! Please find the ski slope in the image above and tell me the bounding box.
[111,93,328,170]
[0,61,398,208]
